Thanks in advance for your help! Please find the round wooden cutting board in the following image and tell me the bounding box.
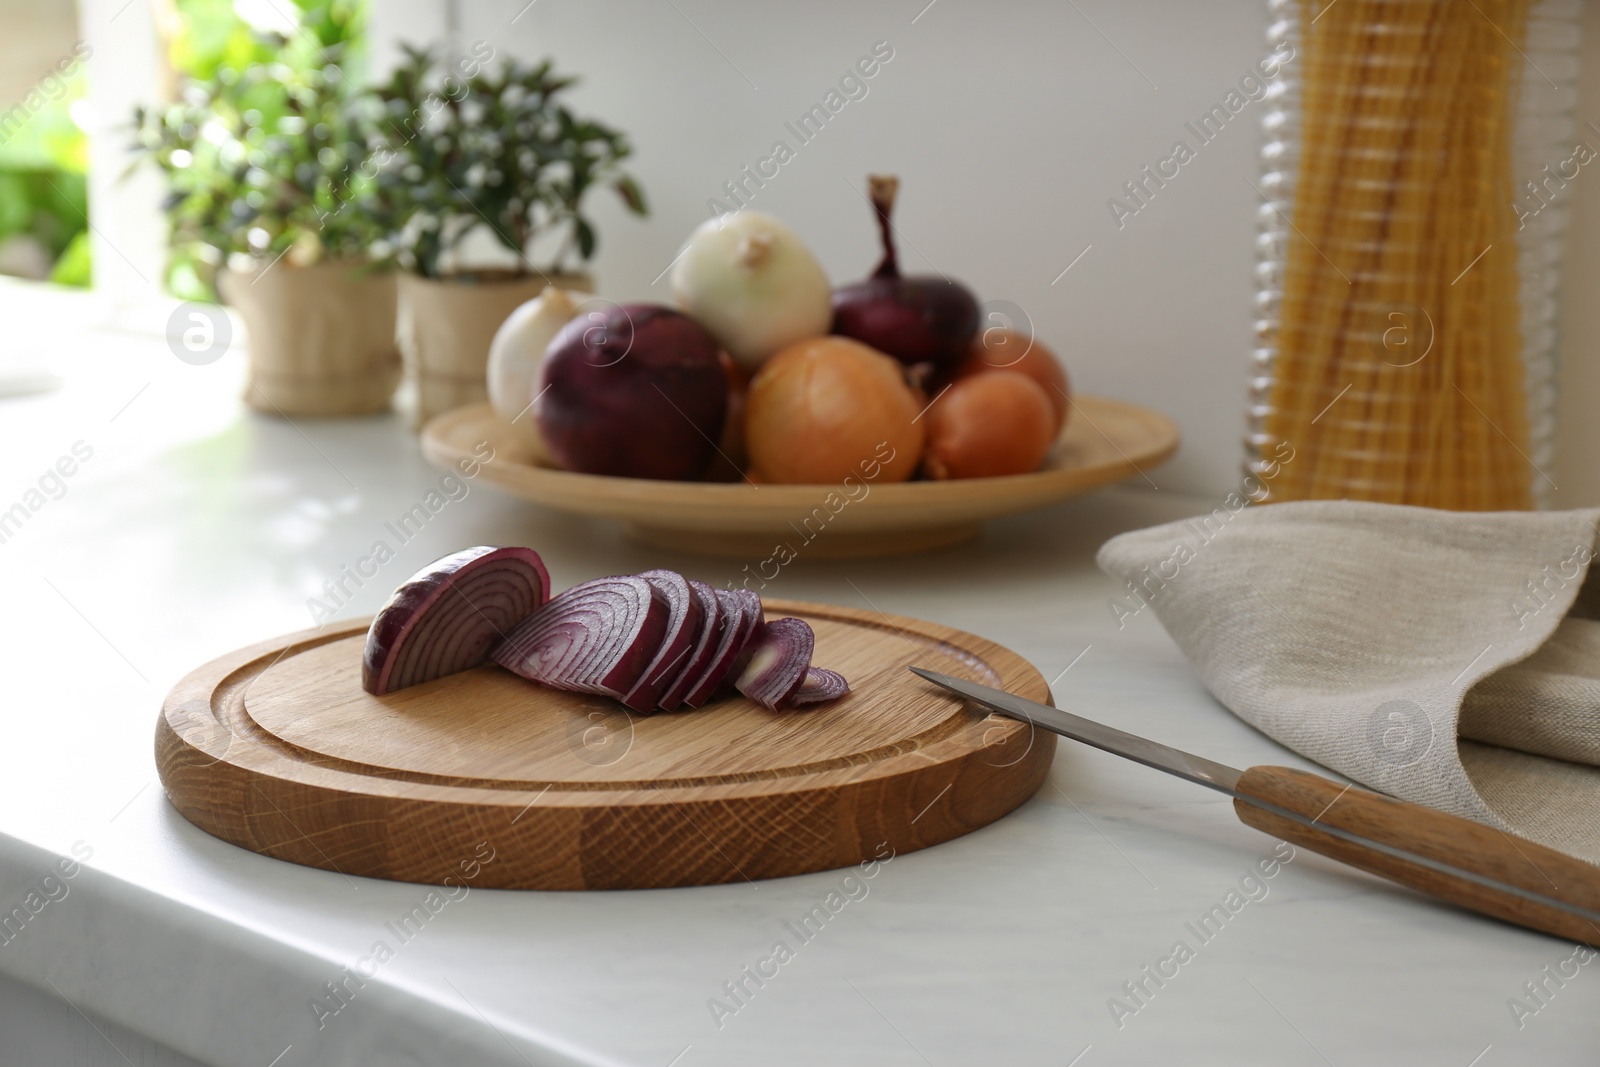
[156,600,1055,890]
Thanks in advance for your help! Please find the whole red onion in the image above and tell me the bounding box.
[536,304,727,480]
[831,175,979,370]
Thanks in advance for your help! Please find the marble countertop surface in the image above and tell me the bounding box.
[0,285,1590,1066]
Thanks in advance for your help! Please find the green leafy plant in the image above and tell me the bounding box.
[367,46,647,279]
[131,0,381,297]
[0,61,90,287]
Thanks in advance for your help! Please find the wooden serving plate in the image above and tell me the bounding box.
[420,395,1179,559]
[157,600,1055,890]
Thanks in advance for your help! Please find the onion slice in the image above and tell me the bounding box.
[362,546,551,695]
[491,575,669,699]
[791,667,850,706]
[681,588,762,708]
[656,580,722,710]
[621,570,704,713]
[734,618,815,709]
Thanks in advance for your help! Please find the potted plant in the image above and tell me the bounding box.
[367,47,647,426]
[133,5,400,417]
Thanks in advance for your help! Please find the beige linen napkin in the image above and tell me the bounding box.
[1096,499,1600,864]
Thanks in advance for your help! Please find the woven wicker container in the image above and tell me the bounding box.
[398,270,593,429]
[219,261,401,417]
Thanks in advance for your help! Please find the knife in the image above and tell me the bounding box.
[911,668,1600,945]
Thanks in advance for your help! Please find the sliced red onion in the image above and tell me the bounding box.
[681,588,762,708]
[791,667,850,706]
[656,580,722,710]
[362,546,550,695]
[366,550,852,713]
[620,570,704,713]
[491,575,668,699]
[734,618,815,709]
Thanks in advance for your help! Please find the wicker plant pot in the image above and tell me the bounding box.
[219,261,401,417]
[398,270,594,429]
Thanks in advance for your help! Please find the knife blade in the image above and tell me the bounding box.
[911,667,1600,945]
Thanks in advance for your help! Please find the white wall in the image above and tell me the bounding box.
[372,0,1280,497]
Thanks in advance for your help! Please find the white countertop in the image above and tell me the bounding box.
[0,285,1592,1066]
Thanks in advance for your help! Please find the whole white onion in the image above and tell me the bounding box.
[671,212,832,372]
[486,287,580,462]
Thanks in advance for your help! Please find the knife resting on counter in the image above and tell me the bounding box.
[911,668,1600,945]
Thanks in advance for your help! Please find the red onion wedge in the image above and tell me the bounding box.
[681,588,762,708]
[791,667,850,706]
[621,570,704,713]
[491,575,669,699]
[362,546,551,695]
[734,618,815,709]
[656,580,721,711]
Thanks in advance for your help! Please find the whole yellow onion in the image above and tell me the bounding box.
[744,337,924,484]
[922,371,1055,480]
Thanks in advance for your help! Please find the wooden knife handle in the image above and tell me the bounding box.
[1233,765,1600,944]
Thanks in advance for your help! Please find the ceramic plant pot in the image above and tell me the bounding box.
[220,260,401,418]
